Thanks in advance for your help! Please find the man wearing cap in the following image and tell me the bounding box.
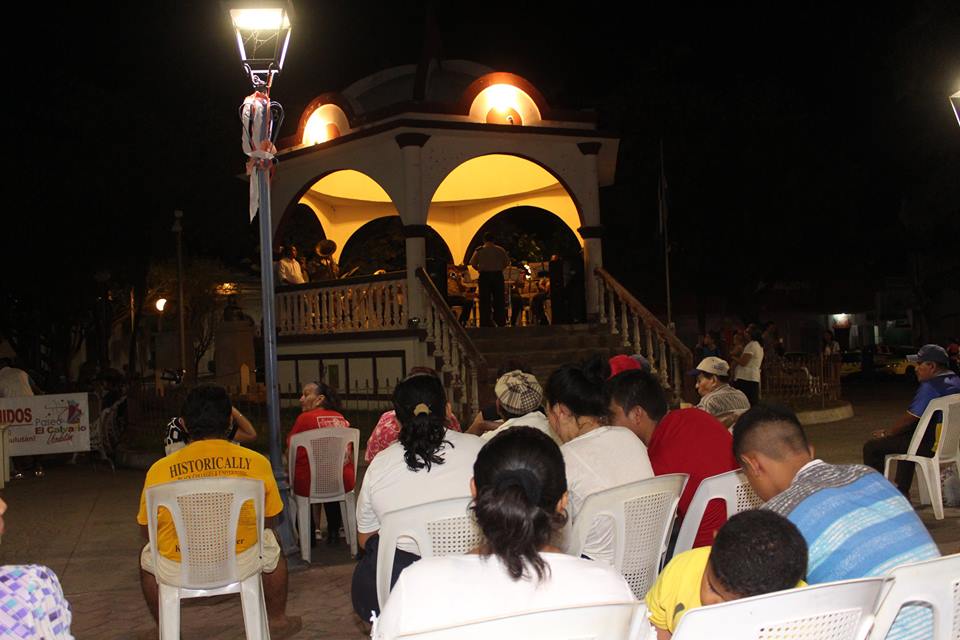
[863,344,960,496]
[467,370,560,445]
[692,357,751,418]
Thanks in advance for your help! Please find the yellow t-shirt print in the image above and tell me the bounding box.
[136,439,283,562]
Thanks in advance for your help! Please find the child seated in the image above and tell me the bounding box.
[645,509,807,638]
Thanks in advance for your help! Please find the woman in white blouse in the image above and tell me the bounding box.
[374,427,633,638]
[545,360,655,564]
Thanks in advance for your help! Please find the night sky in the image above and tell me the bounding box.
[8,2,960,334]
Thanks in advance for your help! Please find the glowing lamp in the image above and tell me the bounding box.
[484,84,522,125]
[155,298,168,312]
[951,90,960,127]
[303,109,342,145]
[226,1,294,88]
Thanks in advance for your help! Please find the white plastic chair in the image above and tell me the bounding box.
[394,601,651,640]
[376,495,480,608]
[884,393,960,520]
[673,469,763,556]
[671,577,887,640]
[568,474,688,599]
[145,477,270,640]
[870,553,960,640]
[288,426,360,561]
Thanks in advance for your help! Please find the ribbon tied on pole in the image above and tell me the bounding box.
[241,91,278,222]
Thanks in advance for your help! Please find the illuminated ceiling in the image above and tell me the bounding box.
[307,155,560,204]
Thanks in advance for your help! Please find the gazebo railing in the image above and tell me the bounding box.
[276,271,407,335]
[594,267,694,394]
[415,268,484,422]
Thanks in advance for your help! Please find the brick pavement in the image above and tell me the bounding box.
[0,375,956,638]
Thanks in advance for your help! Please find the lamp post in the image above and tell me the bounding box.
[172,211,187,379]
[226,0,297,553]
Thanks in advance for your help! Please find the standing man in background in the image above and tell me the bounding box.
[469,232,510,327]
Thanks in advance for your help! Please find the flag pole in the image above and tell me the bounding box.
[660,140,673,328]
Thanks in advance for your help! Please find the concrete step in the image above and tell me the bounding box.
[471,332,619,353]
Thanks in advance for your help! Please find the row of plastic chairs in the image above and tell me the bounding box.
[393,553,960,640]
[144,474,959,639]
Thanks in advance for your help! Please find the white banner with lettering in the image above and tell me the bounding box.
[1,393,91,456]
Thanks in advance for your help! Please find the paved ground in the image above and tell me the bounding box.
[0,374,956,639]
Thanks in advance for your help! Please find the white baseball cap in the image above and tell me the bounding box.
[690,356,730,377]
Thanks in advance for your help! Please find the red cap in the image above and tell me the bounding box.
[608,355,641,379]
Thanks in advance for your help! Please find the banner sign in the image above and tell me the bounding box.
[1,393,91,456]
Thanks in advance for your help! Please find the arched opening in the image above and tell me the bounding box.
[339,217,452,277]
[287,168,398,267]
[426,154,582,268]
[462,206,581,265]
[275,203,326,255]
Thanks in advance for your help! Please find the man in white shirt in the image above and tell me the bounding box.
[469,233,510,326]
[731,324,764,404]
[277,245,306,285]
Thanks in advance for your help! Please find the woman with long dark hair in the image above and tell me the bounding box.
[351,373,483,620]
[373,427,633,638]
[545,359,654,564]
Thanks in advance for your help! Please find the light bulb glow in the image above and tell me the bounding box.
[230,8,290,30]
[485,84,520,112]
[155,298,168,312]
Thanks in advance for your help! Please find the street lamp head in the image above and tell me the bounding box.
[226,1,294,89]
[156,298,168,312]
[951,90,960,127]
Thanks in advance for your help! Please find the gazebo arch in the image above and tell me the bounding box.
[340,216,453,276]
[425,153,583,265]
[284,168,400,263]
[462,206,581,265]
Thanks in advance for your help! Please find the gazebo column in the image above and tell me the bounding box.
[396,133,432,321]
[578,142,604,320]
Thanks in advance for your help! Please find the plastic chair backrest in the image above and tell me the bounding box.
[908,394,960,458]
[672,577,886,640]
[569,474,688,599]
[870,553,960,640]
[394,601,646,640]
[673,469,763,555]
[376,495,479,608]
[145,476,264,590]
[288,427,359,499]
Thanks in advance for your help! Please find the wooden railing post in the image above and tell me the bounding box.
[597,276,607,325]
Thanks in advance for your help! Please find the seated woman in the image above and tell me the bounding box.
[373,427,634,638]
[546,360,655,564]
[286,381,352,544]
[364,368,461,464]
[352,373,483,621]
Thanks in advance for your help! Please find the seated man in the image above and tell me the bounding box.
[863,344,960,496]
[734,403,939,639]
[606,370,739,548]
[137,385,300,638]
[646,509,806,638]
[691,357,750,418]
[466,369,561,445]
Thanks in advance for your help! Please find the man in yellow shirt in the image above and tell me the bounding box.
[137,385,300,638]
[645,509,807,638]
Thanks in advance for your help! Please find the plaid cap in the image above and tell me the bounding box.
[495,370,543,415]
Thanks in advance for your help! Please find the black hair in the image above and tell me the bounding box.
[604,369,667,423]
[394,374,450,471]
[543,360,607,419]
[281,245,295,259]
[472,427,568,581]
[710,509,807,598]
[181,385,232,440]
[732,403,810,464]
[310,381,342,412]
[483,231,495,243]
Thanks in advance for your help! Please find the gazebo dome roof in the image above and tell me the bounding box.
[341,60,494,116]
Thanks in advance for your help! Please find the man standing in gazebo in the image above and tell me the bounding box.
[469,233,511,327]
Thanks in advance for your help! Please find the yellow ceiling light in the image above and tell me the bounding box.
[309,170,393,202]
[432,155,559,202]
[470,83,542,126]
